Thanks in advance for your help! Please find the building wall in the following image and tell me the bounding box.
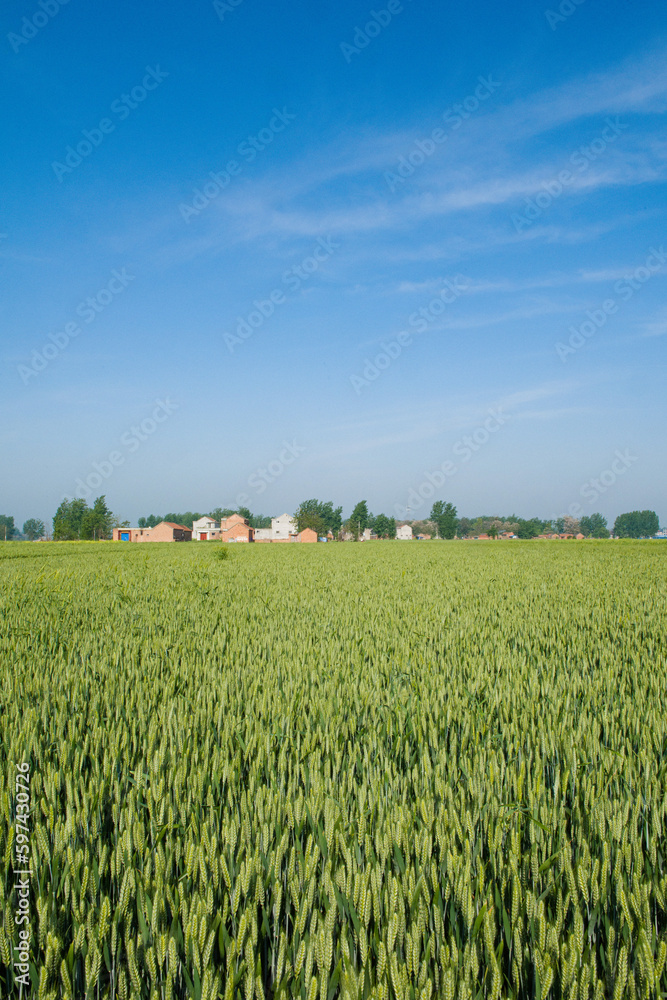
[149,522,192,542]
[192,517,221,540]
[113,527,152,542]
[271,514,297,539]
[222,522,254,542]
[297,528,318,543]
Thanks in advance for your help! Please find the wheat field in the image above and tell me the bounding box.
[1,540,665,1000]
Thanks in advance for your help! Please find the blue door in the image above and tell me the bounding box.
[120,532,130,541]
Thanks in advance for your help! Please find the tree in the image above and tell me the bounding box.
[138,514,163,528]
[613,510,659,539]
[209,508,236,522]
[53,498,88,540]
[23,518,45,541]
[515,517,543,539]
[81,496,114,539]
[487,524,498,539]
[580,513,609,538]
[295,510,326,536]
[53,497,115,540]
[430,501,458,539]
[347,501,369,540]
[373,514,396,538]
[554,515,580,536]
[0,515,16,540]
[457,517,473,538]
[163,512,204,529]
[295,500,343,535]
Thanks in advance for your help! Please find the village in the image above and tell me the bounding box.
[111,512,420,543]
[110,514,605,543]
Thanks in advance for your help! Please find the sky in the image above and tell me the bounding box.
[2,0,666,529]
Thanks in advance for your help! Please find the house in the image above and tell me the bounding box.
[254,513,298,542]
[152,521,192,541]
[113,521,192,542]
[113,526,153,542]
[396,524,413,540]
[296,528,318,543]
[222,519,254,542]
[192,513,254,542]
[192,516,222,541]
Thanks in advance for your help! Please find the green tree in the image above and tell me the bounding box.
[0,515,16,540]
[430,501,458,539]
[249,514,272,529]
[373,514,396,538]
[457,517,473,538]
[138,514,163,528]
[81,496,114,540]
[295,510,326,535]
[515,517,543,539]
[295,500,342,535]
[23,518,45,541]
[488,524,498,539]
[347,501,369,540]
[613,510,659,538]
[163,512,203,529]
[580,513,610,538]
[53,498,88,540]
[209,508,236,522]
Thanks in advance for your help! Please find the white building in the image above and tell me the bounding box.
[192,516,221,541]
[254,513,297,542]
[396,524,413,540]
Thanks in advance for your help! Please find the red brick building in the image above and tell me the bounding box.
[113,521,192,542]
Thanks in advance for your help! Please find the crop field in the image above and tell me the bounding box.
[1,540,666,1000]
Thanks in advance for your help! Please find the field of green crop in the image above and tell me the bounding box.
[1,540,666,1000]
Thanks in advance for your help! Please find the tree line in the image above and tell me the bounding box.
[0,500,661,541]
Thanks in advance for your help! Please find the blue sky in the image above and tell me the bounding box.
[2,0,666,528]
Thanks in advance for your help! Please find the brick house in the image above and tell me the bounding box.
[112,527,153,542]
[113,521,192,542]
[222,520,254,542]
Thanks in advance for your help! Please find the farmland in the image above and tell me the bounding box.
[1,540,666,1000]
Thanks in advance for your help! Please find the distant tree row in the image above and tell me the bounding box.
[0,502,661,542]
[137,508,272,530]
